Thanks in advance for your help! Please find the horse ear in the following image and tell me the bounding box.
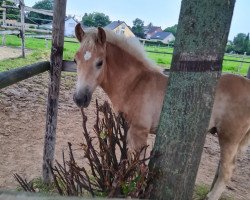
[97,27,106,45]
[75,23,85,42]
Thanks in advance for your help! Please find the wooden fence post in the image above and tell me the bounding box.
[19,0,25,58]
[42,0,67,184]
[149,0,236,199]
[2,1,6,45]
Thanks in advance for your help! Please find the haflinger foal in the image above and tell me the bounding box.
[72,24,250,200]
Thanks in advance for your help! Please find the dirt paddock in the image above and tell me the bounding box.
[0,49,249,199]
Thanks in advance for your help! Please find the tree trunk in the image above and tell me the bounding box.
[149,0,236,199]
[42,0,67,184]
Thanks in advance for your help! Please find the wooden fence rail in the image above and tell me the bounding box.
[0,61,50,89]
[0,60,76,89]
[0,59,248,90]
[0,25,52,34]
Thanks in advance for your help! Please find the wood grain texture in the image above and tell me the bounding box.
[42,0,67,184]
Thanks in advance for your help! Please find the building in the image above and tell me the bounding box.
[105,21,135,37]
[150,31,175,44]
[64,17,79,37]
[144,25,162,39]
[40,17,78,37]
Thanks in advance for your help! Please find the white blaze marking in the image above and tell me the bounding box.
[84,51,92,61]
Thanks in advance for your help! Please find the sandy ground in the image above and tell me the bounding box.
[0,49,249,199]
[0,46,29,60]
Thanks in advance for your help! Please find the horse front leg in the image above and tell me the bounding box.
[127,124,149,158]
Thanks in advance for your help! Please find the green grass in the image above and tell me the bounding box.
[147,51,172,68]
[145,45,250,74]
[0,35,249,75]
[0,50,50,71]
[17,177,57,194]
[145,45,174,53]
[0,35,80,72]
[193,184,234,200]
[193,184,210,200]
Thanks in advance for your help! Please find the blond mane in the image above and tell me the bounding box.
[82,28,162,73]
[105,29,163,72]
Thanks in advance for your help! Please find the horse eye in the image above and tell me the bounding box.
[96,60,103,69]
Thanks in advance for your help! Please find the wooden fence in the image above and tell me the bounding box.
[0,0,53,57]
[0,61,75,89]
[0,0,70,185]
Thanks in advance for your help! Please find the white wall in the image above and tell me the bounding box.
[64,18,77,37]
[162,34,175,44]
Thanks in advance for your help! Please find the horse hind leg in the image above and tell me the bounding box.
[206,141,239,200]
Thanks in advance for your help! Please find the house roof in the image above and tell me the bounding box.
[144,26,162,34]
[150,31,172,40]
[65,16,79,23]
[148,26,161,34]
[105,20,125,30]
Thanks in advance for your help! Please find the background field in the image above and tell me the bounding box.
[0,35,249,75]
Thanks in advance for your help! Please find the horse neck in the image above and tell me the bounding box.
[100,42,147,107]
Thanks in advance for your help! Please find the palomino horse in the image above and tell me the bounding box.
[73,24,250,200]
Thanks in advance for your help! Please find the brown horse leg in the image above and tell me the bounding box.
[127,124,149,159]
[206,142,238,200]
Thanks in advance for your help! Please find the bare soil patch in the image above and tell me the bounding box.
[0,46,30,60]
[0,73,249,200]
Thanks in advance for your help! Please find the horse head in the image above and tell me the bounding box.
[73,23,107,107]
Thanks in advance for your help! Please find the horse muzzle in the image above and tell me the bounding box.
[73,88,92,108]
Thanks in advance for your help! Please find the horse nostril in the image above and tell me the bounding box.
[83,94,88,104]
[73,91,91,108]
[73,93,82,106]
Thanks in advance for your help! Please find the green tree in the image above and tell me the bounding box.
[225,40,234,53]
[82,12,111,27]
[147,22,153,28]
[233,33,246,54]
[132,18,144,38]
[164,24,178,36]
[226,33,250,55]
[0,0,20,20]
[243,33,249,54]
[27,0,53,25]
